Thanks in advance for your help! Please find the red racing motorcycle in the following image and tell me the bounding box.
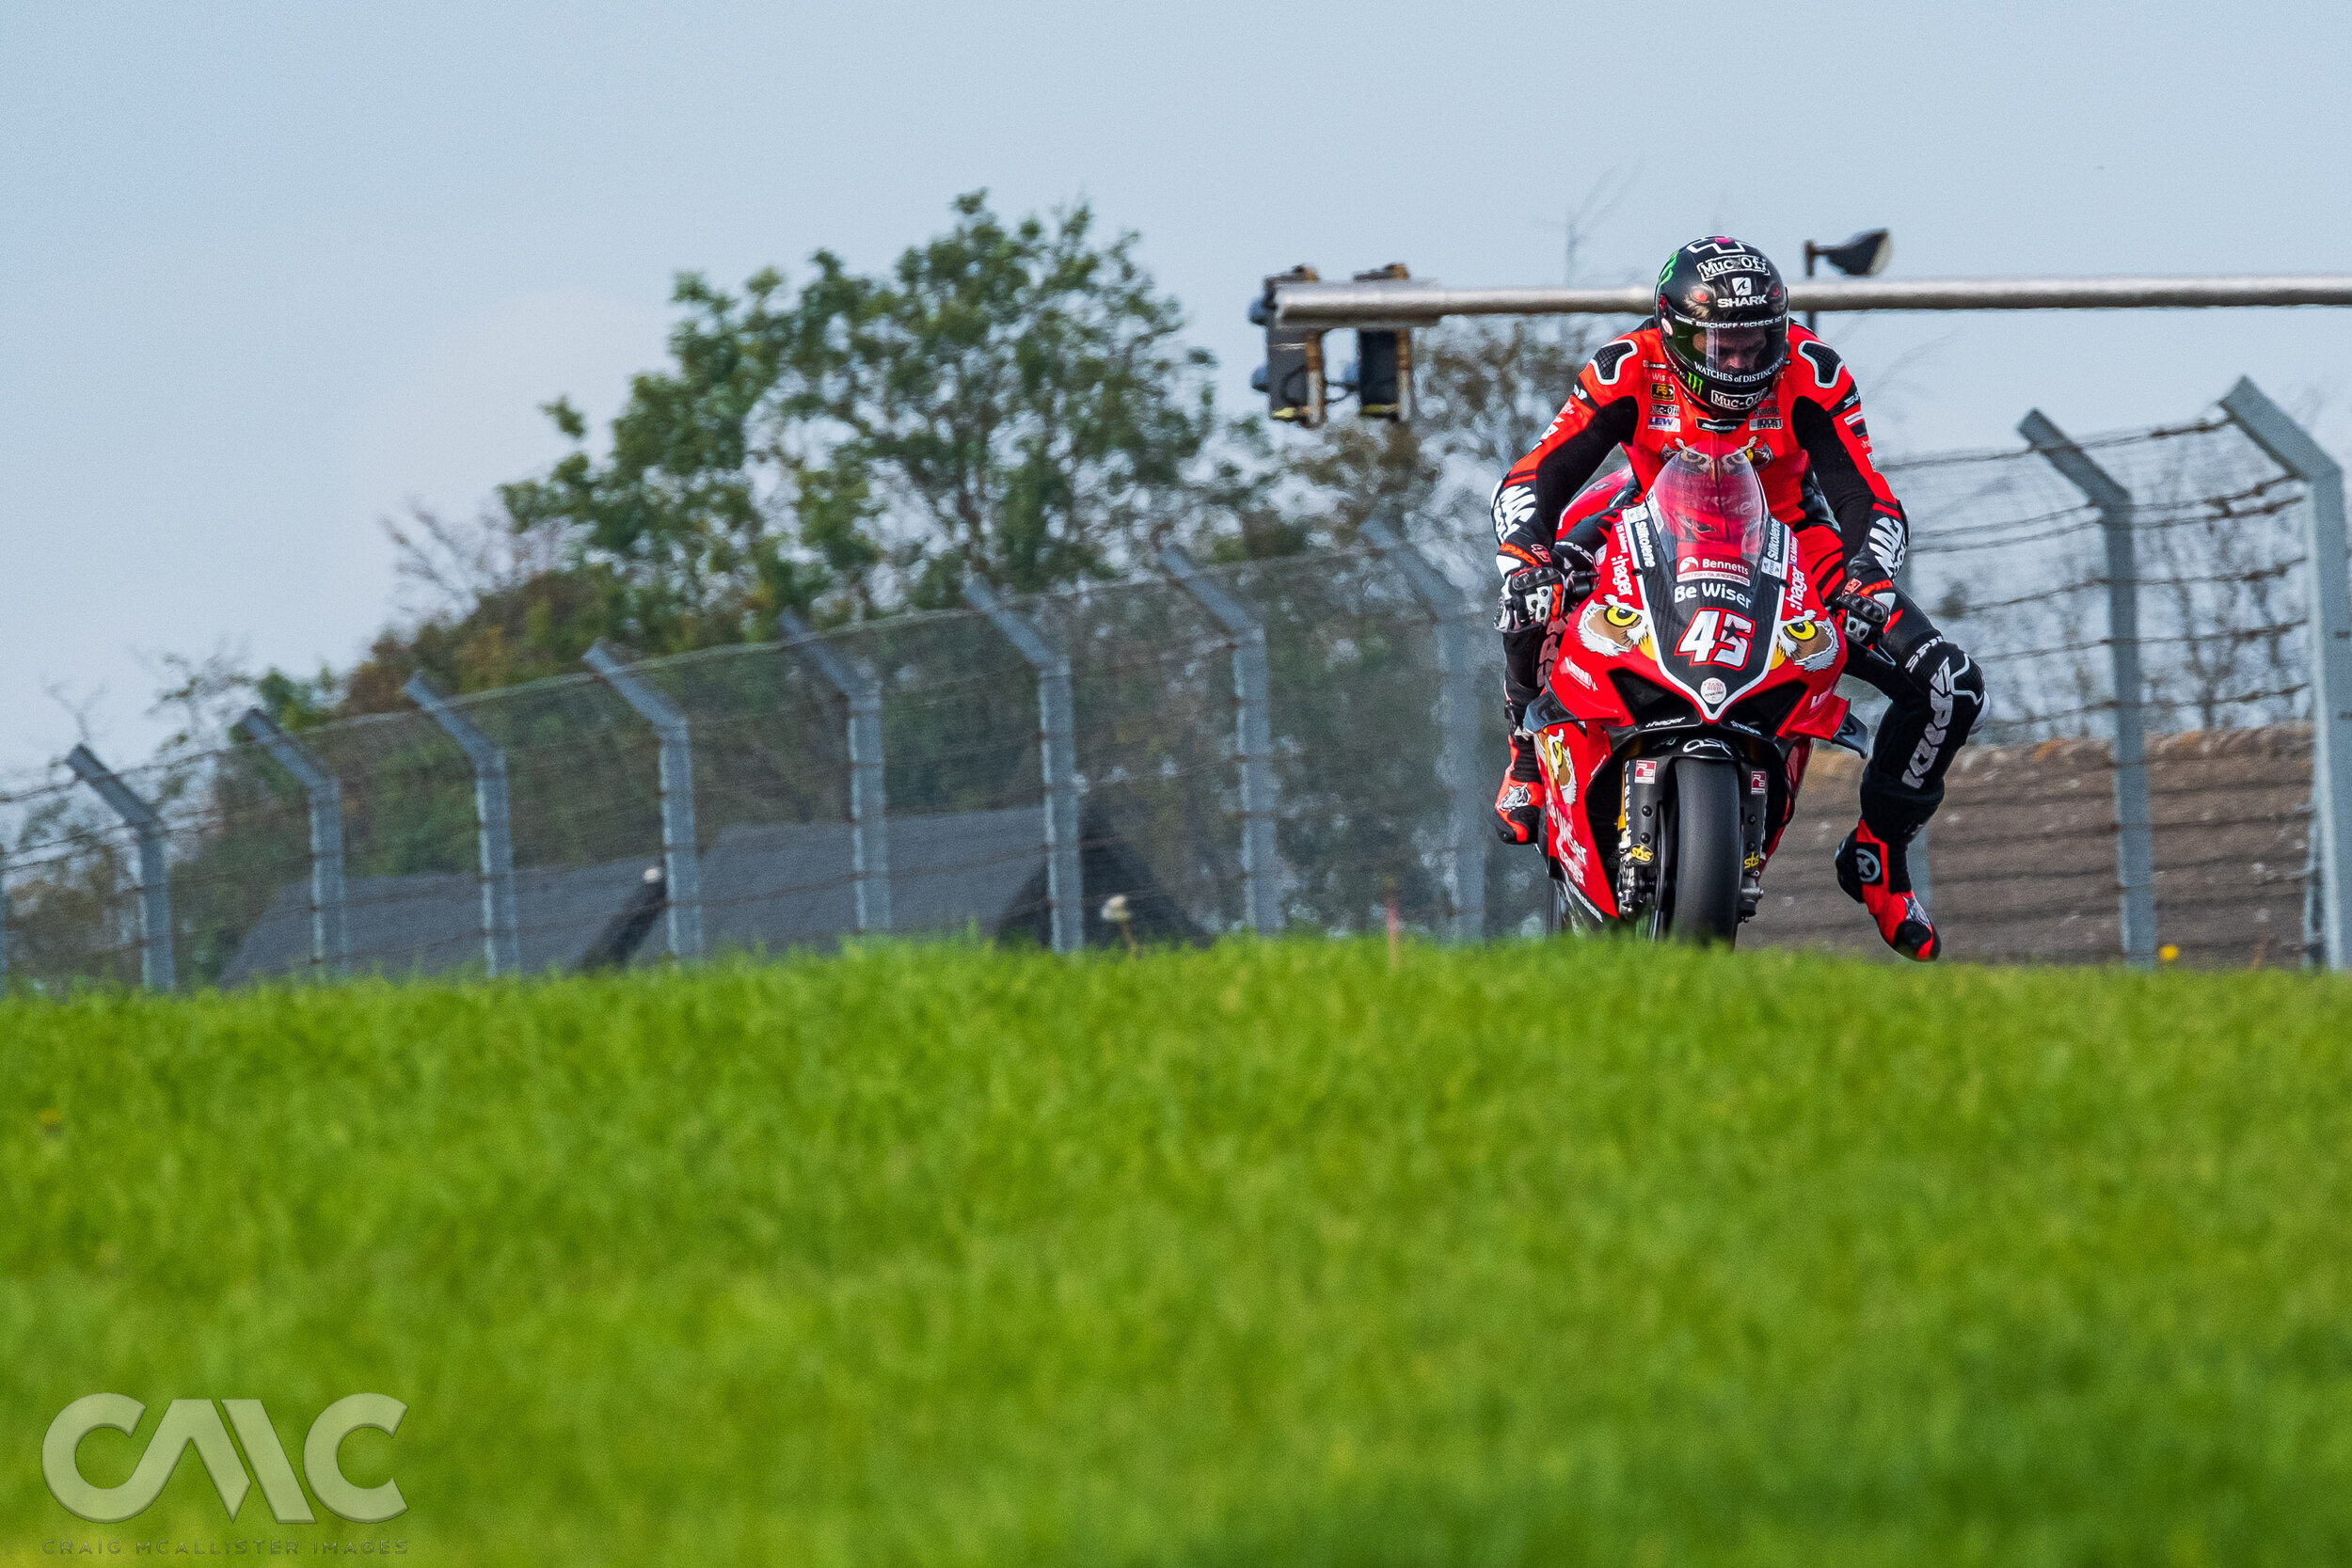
[1525,441,1868,942]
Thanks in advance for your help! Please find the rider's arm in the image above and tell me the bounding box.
[1490,336,1642,575]
[1784,330,1907,582]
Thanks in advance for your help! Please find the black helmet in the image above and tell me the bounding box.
[1656,238,1789,416]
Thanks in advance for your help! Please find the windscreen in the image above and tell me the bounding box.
[1650,445,1768,585]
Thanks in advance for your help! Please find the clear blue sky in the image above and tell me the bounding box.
[4,0,2348,773]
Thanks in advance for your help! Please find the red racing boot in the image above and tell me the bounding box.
[1835,818,1939,960]
[1493,732,1545,846]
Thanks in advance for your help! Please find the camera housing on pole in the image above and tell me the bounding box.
[1804,228,1892,330]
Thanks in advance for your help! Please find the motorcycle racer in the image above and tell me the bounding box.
[1489,236,1984,959]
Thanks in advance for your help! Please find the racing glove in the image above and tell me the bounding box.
[1831,561,1897,639]
[1831,504,1906,639]
[1496,564,1565,633]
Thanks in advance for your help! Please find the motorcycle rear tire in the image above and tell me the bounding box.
[1664,758,1742,945]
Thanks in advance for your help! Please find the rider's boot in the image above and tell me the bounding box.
[1835,776,1941,960]
[1494,726,1545,846]
[1492,625,1550,847]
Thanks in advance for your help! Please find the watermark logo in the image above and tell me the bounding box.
[42,1395,405,1524]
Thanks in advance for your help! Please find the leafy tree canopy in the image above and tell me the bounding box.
[246,199,1616,725]
[501,190,1224,642]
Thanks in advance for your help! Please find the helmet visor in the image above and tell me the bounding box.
[1663,315,1788,388]
[1700,325,1779,378]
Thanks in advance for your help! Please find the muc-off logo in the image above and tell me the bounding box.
[1695,255,1769,281]
[43,1394,406,1524]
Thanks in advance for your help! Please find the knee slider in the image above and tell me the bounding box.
[1916,644,1983,753]
[1886,641,1982,804]
[1939,647,1987,744]
[1888,624,1984,734]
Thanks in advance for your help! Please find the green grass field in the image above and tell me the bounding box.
[4,940,2351,1564]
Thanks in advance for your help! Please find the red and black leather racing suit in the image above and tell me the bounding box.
[1492,319,1984,846]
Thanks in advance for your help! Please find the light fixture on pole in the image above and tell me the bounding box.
[1802,228,1892,331]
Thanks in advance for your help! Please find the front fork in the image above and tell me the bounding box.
[1616,757,1662,915]
[1614,747,1778,924]
[1739,763,1770,921]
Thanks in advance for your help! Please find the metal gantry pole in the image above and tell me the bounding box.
[63,744,174,991]
[585,641,704,961]
[778,610,891,934]
[964,578,1084,955]
[235,708,348,976]
[1274,274,2352,328]
[2021,409,2158,968]
[404,673,522,977]
[1161,546,1283,936]
[2220,377,2352,971]
[1362,520,1485,942]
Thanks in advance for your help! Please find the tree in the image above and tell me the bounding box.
[782,192,1221,606]
[501,190,1224,635]
[333,504,614,713]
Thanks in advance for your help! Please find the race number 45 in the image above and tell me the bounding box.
[1676,610,1754,667]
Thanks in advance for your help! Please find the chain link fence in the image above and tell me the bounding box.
[4,381,2346,990]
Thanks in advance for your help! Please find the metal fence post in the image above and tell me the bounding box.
[2021,409,2158,967]
[235,708,348,976]
[403,673,522,977]
[585,641,704,961]
[1161,546,1283,936]
[778,611,891,935]
[1362,520,1486,942]
[63,744,174,991]
[964,578,1084,955]
[2305,836,2328,970]
[2220,378,2352,971]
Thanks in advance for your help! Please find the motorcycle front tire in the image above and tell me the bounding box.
[1664,757,1742,945]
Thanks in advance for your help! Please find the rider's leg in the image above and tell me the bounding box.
[1835,591,1986,958]
[1848,592,1985,849]
[1493,625,1548,845]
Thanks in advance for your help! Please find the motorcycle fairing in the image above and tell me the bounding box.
[1537,710,1624,918]
[1529,449,1857,926]
[1623,503,1784,722]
